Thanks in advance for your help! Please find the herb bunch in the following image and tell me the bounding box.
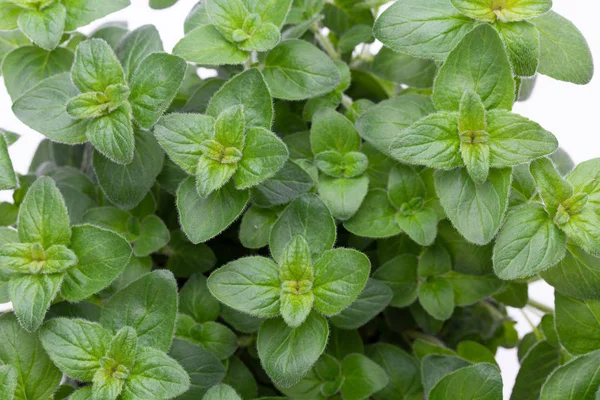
[0,0,599,399]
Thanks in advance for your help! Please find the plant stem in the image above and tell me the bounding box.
[312,23,340,60]
[527,299,553,314]
[520,308,543,340]
[341,94,353,109]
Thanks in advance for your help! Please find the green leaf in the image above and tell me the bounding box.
[252,160,314,207]
[419,244,452,277]
[389,112,462,169]
[494,20,540,77]
[223,356,258,400]
[155,113,215,175]
[202,384,242,400]
[132,215,170,257]
[418,278,454,321]
[433,25,515,112]
[165,231,216,277]
[0,365,16,400]
[263,40,341,101]
[129,53,187,129]
[540,350,600,400]
[555,293,600,355]
[207,68,273,130]
[269,194,336,263]
[279,236,314,327]
[237,22,280,52]
[356,94,436,157]
[312,248,370,316]
[0,134,17,190]
[318,175,369,221]
[168,339,226,400]
[344,189,401,239]
[0,243,77,274]
[421,354,470,395]
[2,45,73,101]
[435,167,511,245]
[86,103,135,165]
[372,47,437,88]
[541,244,600,300]
[39,317,111,381]
[234,127,288,189]
[0,313,62,400]
[100,270,178,352]
[395,207,438,247]
[180,274,220,324]
[62,0,130,31]
[72,39,125,93]
[373,254,419,308]
[247,0,293,28]
[173,25,248,66]
[121,346,190,400]
[257,312,329,387]
[493,204,566,279]
[177,177,250,244]
[66,91,112,119]
[12,73,88,144]
[445,271,505,306]
[17,3,66,51]
[373,0,475,61]
[329,279,393,330]
[530,158,573,216]
[196,156,236,198]
[429,363,503,400]
[452,0,550,22]
[486,110,558,167]
[339,354,388,400]
[311,108,361,155]
[239,206,278,249]
[367,343,422,400]
[185,322,238,360]
[17,176,71,248]
[510,341,561,400]
[115,25,164,82]
[94,129,164,210]
[207,256,281,318]
[69,387,92,400]
[206,0,247,41]
[0,3,21,30]
[533,11,594,85]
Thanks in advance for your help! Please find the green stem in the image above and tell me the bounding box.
[527,299,553,314]
[520,308,543,340]
[312,23,340,60]
[341,94,353,109]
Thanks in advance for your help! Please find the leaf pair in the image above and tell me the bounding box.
[173,0,292,65]
[494,157,600,279]
[0,177,132,331]
[208,235,370,328]
[374,0,593,83]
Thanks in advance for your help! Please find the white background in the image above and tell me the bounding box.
[0,1,598,398]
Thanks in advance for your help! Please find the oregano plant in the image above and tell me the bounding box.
[0,0,599,399]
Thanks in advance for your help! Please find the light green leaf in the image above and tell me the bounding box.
[0,133,17,190]
[155,113,215,175]
[86,103,135,165]
[196,155,237,198]
[561,207,600,256]
[541,244,600,300]
[173,25,248,66]
[340,354,389,400]
[12,73,88,144]
[2,45,73,101]
[356,94,436,157]
[452,0,550,22]
[418,278,455,321]
[530,157,573,216]
[263,40,341,101]
[487,110,557,167]
[555,293,600,355]
[246,0,293,28]
[493,204,566,279]
[429,363,503,400]
[433,25,515,112]
[116,25,164,81]
[100,270,179,352]
[72,39,126,93]
[269,194,336,263]
[207,256,281,318]
[234,127,288,189]
[280,290,314,329]
[94,129,164,210]
[207,68,273,130]
[344,189,401,239]
[66,91,111,119]
[533,11,594,85]
[540,350,600,400]
[373,254,419,308]
[70,387,92,400]
[311,108,361,155]
[239,206,278,249]
[257,312,329,387]
[177,177,250,244]
[202,384,242,400]
[318,175,369,221]
[129,53,187,129]
[0,313,62,400]
[389,112,462,169]
[17,176,71,248]
[0,3,21,30]
[238,22,280,52]
[395,207,438,247]
[39,317,111,381]
[329,279,393,330]
[185,322,238,360]
[0,243,77,274]
[421,354,469,395]
[494,20,540,77]
[62,0,130,31]
[435,167,511,245]
[121,346,190,400]
[17,3,66,51]
[206,0,248,41]
[0,365,16,400]
[373,0,476,61]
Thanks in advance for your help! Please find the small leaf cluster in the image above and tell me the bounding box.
[1,0,600,399]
